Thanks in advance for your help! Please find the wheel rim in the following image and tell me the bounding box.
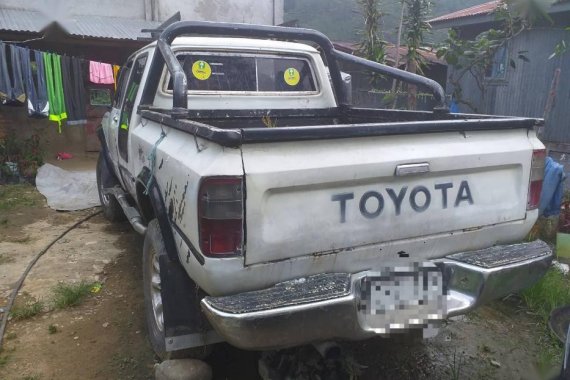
[149,247,164,332]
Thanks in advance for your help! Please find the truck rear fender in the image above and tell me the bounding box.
[137,168,216,350]
[136,168,178,262]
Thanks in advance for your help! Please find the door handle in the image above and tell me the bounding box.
[395,163,430,176]
[113,116,119,122]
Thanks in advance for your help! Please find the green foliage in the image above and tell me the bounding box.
[0,132,44,179]
[435,0,553,111]
[0,253,16,265]
[22,376,41,380]
[52,282,94,309]
[284,0,485,44]
[0,352,10,368]
[549,27,570,59]
[403,0,432,74]
[402,0,432,109]
[520,267,568,376]
[447,350,466,380]
[357,0,386,63]
[10,301,44,321]
[521,267,570,322]
[505,0,553,28]
[0,184,42,211]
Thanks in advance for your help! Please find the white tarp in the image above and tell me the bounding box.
[36,163,100,211]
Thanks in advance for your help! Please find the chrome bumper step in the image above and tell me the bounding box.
[206,273,351,314]
[445,240,551,269]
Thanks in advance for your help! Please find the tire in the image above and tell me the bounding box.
[143,219,211,360]
[96,153,125,222]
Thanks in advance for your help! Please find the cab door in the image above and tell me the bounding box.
[115,53,148,195]
[105,60,131,180]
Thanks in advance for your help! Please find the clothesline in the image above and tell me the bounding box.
[0,40,121,133]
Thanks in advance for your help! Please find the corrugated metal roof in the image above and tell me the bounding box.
[429,0,570,26]
[0,8,158,40]
[428,1,500,24]
[61,15,159,40]
[0,8,48,33]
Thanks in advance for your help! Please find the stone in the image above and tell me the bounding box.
[102,322,109,328]
[490,359,501,368]
[155,359,212,380]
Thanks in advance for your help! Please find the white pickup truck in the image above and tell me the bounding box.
[97,21,552,359]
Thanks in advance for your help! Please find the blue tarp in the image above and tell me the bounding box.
[540,156,566,217]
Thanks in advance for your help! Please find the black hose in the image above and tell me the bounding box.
[0,209,102,349]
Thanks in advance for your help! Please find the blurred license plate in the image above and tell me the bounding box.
[357,263,445,333]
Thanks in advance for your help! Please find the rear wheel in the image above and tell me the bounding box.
[143,219,211,360]
[96,153,125,222]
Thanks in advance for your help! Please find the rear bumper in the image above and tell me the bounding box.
[201,240,552,350]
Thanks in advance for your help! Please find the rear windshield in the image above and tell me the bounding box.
[166,53,317,93]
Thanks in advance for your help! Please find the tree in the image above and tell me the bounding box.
[357,0,386,63]
[436,0,553,112]
[403,0,432,109]
[390,0,406,96]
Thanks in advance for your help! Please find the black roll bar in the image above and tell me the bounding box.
[139,21,448,115]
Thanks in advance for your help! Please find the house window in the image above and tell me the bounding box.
[485,45,508,79]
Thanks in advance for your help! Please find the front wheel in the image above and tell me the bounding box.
[143,219,211,360]
[96,153,125,222]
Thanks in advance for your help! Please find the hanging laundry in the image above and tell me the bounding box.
[61,56,87,125]
[9,44,26,103]
[44,52,67,132]
[18,47,49,118]
[89,61,114,84]
[0,42,12,101]
[113,64,120,90]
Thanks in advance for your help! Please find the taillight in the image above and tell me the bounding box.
[527,149,546,210]
[198,177,243,257]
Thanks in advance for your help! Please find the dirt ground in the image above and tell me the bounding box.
[0,174,564,380]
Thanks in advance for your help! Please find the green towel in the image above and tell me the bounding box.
[44,53,67,132]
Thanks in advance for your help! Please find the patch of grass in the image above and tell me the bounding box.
[447,350,466,380]
[478,344,492,354]
[48,324,57,334]
[536,345,560,376]
[0,253,15,265]
[0,184,41,211]
[0,353,9,368]
[52,282,94,309]
[22,375,41,380]
[520,267,570,375]
[111,354,139,373]
[10,301,44,321]
[522,268,570,322]
[5,332,17,340]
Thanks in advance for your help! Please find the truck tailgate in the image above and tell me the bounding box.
[241,129,533,265]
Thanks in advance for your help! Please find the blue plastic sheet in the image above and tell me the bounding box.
[539,156,566,217]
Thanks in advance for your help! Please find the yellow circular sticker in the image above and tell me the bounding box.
[192,60,212,81]
[284,67,301,86]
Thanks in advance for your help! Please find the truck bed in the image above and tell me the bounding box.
[140,107,539,148]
